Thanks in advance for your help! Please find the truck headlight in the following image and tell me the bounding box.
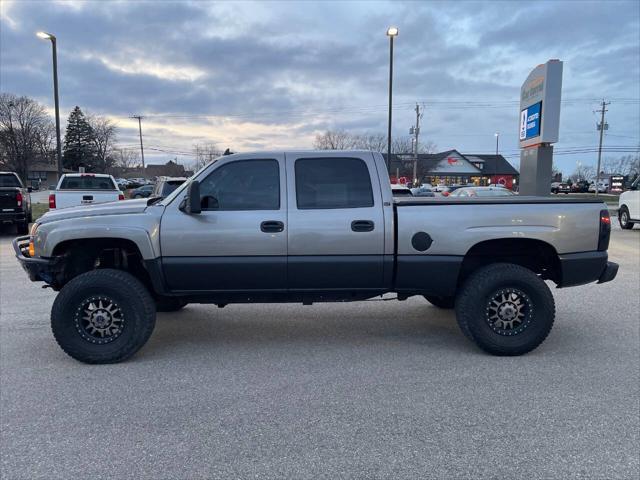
[28,223,39,257]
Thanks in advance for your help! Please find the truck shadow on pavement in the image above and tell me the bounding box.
[142,303,474,361]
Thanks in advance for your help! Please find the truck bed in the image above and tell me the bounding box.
[394,196,605,206]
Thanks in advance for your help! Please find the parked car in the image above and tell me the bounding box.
[0,171,32,234]
[552,183,571,194]
[14,150,618,364]
[131,184,155,199]
[448,186,516,197]
[571,180,590,193]
[410,186,435,197]
[391,184,413,196]
[588,181,608,193]
[618,177,639,229]
[152,177,187,199]
[49,173,124,210]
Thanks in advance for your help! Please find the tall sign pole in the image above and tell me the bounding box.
[518,60,563,196]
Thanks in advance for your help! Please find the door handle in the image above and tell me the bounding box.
[351,220,374,232]
[260,220,284,233]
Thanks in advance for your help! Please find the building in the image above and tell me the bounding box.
[386,150,519,188]
[26,162,74,189]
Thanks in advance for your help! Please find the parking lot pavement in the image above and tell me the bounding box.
[1,225,638,479]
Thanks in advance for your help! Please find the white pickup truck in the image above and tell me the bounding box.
[49,173,124,210]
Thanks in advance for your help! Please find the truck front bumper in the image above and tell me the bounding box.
[558,251,618,287]
[12,235,59,284]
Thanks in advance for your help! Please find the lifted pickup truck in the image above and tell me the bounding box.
[14,151,618,364]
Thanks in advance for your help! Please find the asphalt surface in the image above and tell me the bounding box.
[1,223,638,479]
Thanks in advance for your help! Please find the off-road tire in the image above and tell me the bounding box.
[156,296,188,312]
[424,295,455,309]
[455,263,555,356]
[619,206,634,229]
[51,269,156,364]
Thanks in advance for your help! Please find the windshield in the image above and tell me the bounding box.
[161,180,185,196]
[0,174,22,187]
[159,158,221,205]
[60,176,116,190]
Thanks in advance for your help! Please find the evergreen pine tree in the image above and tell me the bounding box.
[62,106,97,171]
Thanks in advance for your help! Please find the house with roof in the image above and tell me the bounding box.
[385,150,519,188]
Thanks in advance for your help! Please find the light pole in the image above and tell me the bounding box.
[37,31,63,180]
[386,26,398,171]
[494,132,499,156]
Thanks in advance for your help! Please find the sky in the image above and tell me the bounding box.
[1,0,639,174]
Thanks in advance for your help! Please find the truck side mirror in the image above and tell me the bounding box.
[27,187,33,193]
[179,180,201,214]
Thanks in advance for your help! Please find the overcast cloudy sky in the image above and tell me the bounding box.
[1,0,638,173]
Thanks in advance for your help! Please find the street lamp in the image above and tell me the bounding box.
[36,31,63,180]
[386,26,398,171]
[494,132,499,156]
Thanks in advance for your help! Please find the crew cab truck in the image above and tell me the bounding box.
[14,151,618,364]
[1,171,32,234]
[49,173,124,210]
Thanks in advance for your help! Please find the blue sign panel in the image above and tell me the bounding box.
[519,101,542,141]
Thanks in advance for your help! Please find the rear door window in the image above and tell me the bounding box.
[295,157,374,209]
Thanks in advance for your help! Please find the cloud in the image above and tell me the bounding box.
[0,0,638,174]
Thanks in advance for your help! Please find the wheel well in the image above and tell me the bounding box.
[459,238,560,285]
[51,238,153,291]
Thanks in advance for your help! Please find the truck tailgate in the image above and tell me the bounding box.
[54,190,121,209]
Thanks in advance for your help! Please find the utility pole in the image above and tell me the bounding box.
[410,103,422,186]
[595,100,610,197]
[131,115,145,169]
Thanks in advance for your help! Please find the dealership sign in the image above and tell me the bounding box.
[520,101,542,141]
[519,60,563,148]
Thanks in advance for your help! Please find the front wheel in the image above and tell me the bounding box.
[619,207,634,229]
[51,269,156,364]
[455,263,555,356]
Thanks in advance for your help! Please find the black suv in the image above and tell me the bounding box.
[0,172,32,234]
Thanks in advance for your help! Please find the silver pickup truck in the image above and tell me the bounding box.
[14,150,618,364]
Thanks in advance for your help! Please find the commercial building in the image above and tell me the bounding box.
[386,150,519,188]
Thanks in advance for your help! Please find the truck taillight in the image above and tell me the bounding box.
[49,194,56,209]
[118,193,125,201]
[598,209,611,251]
[16,191,23,207]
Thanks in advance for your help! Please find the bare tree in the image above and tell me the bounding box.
[0,93,54,182]
[601,154,640,176]
[570,163,596,182]
[87,113,118,172]
[352,133,387,151]
[313,130,357,150]
[192,142,221,171]
[113,148,140,169]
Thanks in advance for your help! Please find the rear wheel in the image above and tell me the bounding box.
[455,263,555,356]
[51,269,156,364]
[424,295,455,309]
[619,207,634,229]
